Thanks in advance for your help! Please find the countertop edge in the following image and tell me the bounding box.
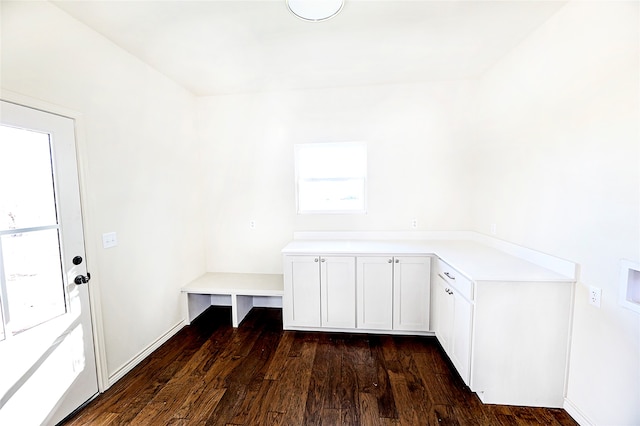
[281,239,576,283]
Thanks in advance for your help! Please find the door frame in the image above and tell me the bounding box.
[1,89,109,393]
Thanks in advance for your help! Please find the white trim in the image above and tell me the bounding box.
[0,90,110,392]
[0,225,59,235]
[107,320,186,387]
[563,397,594,426]
[1,90,82,120]
[292,230,473,241]
[619,259,640,314]
[73,109,110,393]
[562,279,576,407]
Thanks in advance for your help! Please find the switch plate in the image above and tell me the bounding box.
[102,232,117,249]
[588,285,601,308]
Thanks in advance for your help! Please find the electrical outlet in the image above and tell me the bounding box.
[588,285,601,308]
[411,218,418,229]
[249,220,256,230]
[490,223,497,235]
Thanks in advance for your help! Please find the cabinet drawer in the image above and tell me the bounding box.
[437,259,473,301]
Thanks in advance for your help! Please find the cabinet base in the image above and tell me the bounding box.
[283,325,435,337]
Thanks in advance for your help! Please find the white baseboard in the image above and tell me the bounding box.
[564,397,594,426]
[107,320,186,388]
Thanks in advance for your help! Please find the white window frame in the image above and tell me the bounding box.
[294,142,367,215]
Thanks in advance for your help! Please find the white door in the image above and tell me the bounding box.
[393,256,430,331]
[433,275,453,352]
[320,256,355,328]
[283,255,321,327]
[450,289,473,386]
[356,256,393,330]
[0,101,98,425]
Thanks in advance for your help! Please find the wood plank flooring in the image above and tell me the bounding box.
[62,307,578,426]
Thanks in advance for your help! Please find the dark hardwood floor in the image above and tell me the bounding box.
[62,307,578,426]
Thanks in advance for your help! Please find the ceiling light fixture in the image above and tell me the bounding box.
[286,0,344,22]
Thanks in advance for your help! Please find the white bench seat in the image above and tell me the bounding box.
[182,272,284,327]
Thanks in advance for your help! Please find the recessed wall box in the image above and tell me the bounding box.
[619,259,640,314]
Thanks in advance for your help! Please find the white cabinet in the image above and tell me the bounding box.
[450,288,472,384]
[471,280,572,407]
[356,257,393,330]
[321,256,356,328]
[356,256,430,332]
[432,258,573,408]
[282,237,575,409]
[283,255,321,327]
[431,275,453,356]
[432,261,473,385]
[284,254,430,333]
[283,255,355,329]
[393,256,431,331]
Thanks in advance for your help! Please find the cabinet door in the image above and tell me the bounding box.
[283,255,321,328]
[450,289,473,386]
[356,257,393,330]
[321,256,356,328]
[433,275,453,352]
[393,256,431,331]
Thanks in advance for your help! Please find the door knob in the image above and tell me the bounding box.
[74,273,91,285]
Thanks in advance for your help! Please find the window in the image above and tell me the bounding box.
[295,142,367,214]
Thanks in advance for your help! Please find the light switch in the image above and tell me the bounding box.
[102,232,117,249]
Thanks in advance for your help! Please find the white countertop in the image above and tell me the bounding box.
[282,239,574,283]
[182,272,284,295]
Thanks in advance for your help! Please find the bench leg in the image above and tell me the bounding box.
[234,295,254,327]
[184,293,211,324]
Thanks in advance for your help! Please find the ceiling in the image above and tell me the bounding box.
[52,0,567,96]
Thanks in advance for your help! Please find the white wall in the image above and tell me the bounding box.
[469,2,639,424]
[3,2,638,424]
[198,2,640,423]
[1,1,206,380]
[197,81,474,273]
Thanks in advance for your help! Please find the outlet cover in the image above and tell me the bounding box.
[589,285,602,308]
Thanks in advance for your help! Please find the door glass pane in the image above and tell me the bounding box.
[1,229,66,335]
[0,124,66,337]
[0,125,58,231]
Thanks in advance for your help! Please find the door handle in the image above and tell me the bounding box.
[74,272,91,285]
